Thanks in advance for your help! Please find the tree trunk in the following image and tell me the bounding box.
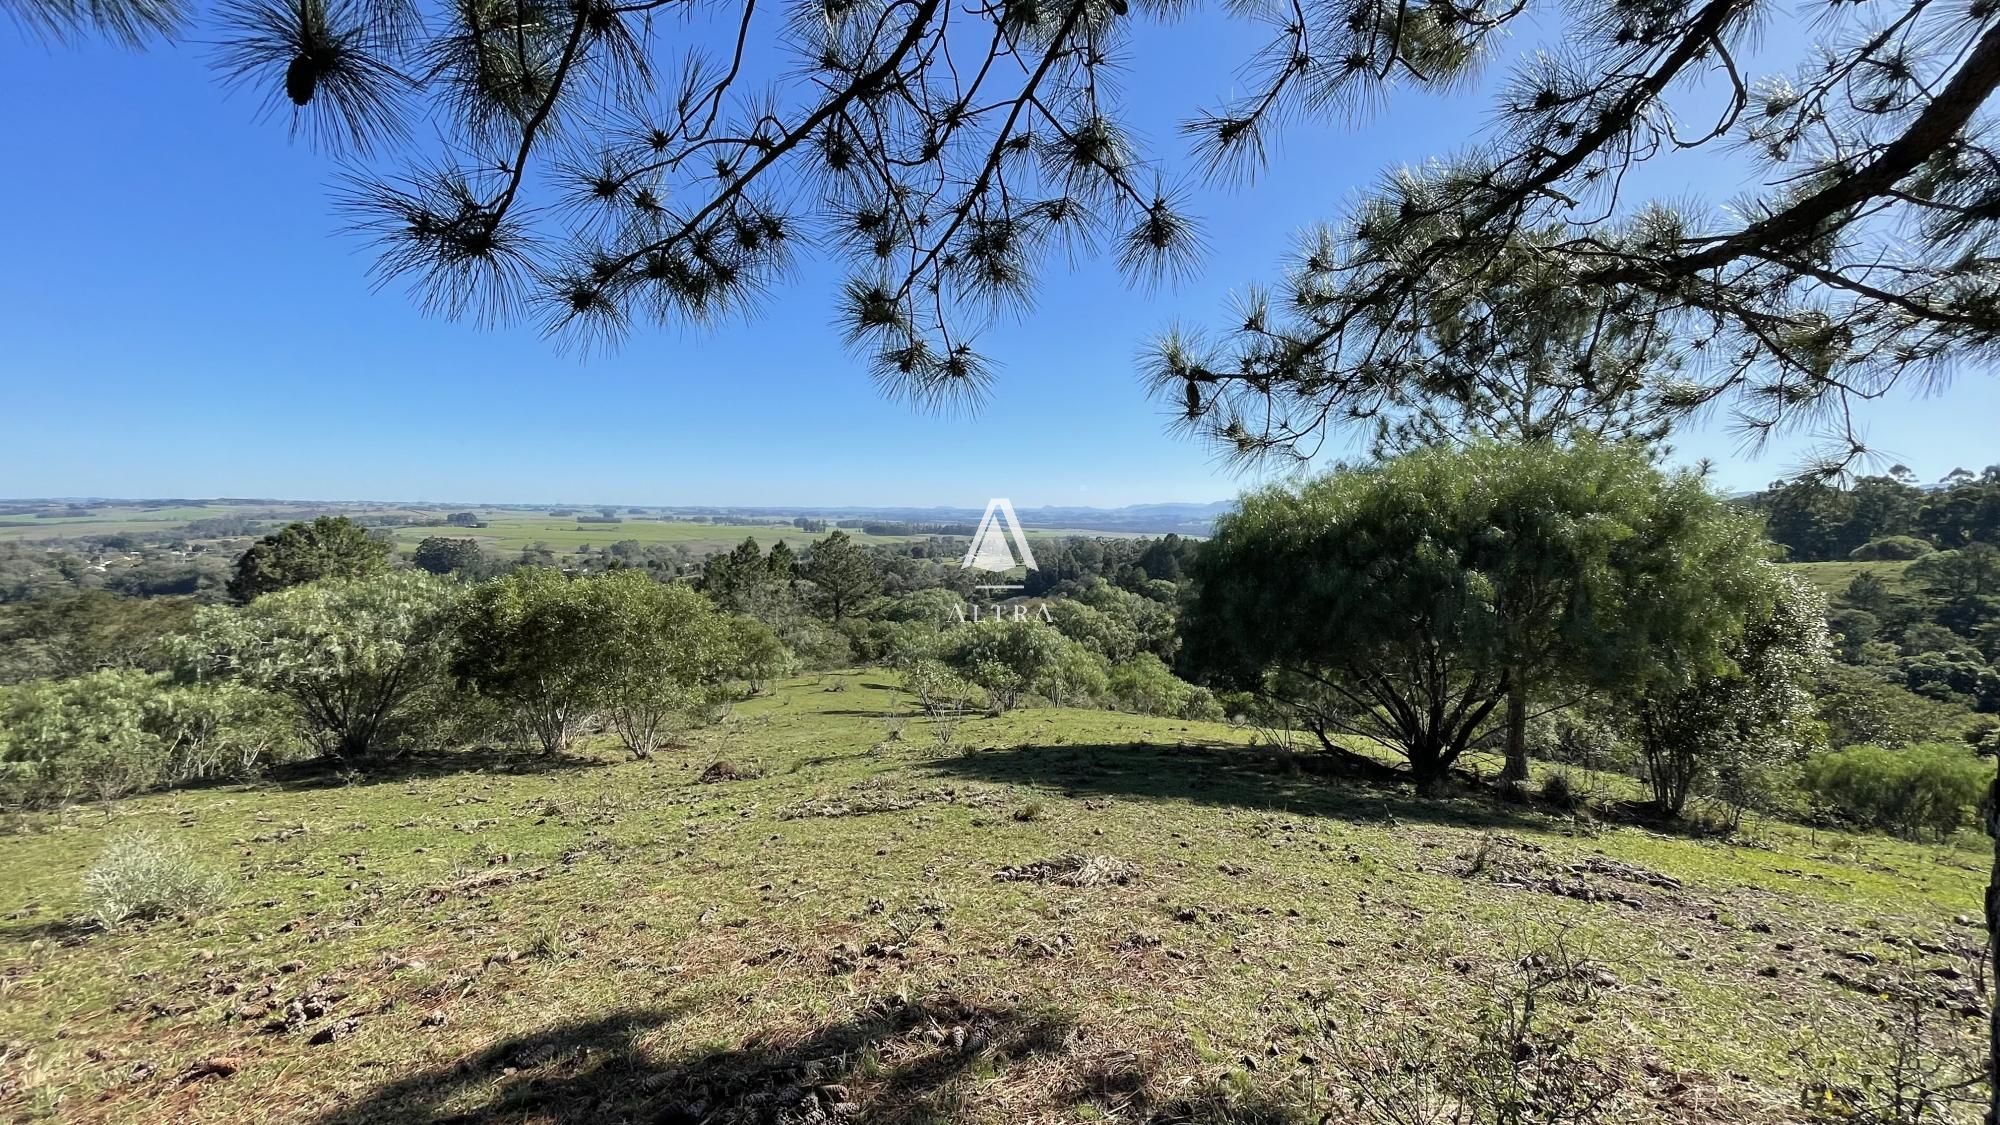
[1410,744,1449,798]
[1500,673,1529,784]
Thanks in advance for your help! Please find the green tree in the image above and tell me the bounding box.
[1106,653,1221,720]
[726,617,793,695]
[799,532,881,623]
[0,591,196,684]
[594,573,740,759]
[1814,663,1972,750]
[1805,744,1989,841]
[227,516,389,603]
[765,541,797,581]
[452,569,615,754]
[412,536,487,577]
[1906,544,2000,636]
[189,571,458,761]
[1183,442,1774,794]
[1629,571,1832,820]
[939,616,1102,712]
[1047,600,1142,663]
[702,538,772,615]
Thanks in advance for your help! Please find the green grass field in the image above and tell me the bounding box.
[0,677,1985,1123]
[0,504,1129,557]
[388,516,925,555]
[1780,558,1913,597]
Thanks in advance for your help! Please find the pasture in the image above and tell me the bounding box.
[0,675,1984,1122]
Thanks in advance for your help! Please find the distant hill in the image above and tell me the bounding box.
[656,501,1234,536]
[0,498,1237,538]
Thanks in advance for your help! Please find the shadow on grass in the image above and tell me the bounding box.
[253,747,607,792]
[932,741,1551,831]
[308,994,1082,1125]
[0,916,96,944]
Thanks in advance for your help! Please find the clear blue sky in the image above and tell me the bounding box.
[3,11,1995,508]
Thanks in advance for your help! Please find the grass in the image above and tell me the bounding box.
[1781,558,1914,597]
[0,502,1132,555]
[0,676,1987,1122]
[386,515,934,554]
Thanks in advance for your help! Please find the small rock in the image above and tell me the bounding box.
[309,1017,361,1045]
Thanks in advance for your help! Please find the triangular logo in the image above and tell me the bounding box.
[962,498,1037,573]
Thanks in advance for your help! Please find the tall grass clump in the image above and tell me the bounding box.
[82,832,232,929]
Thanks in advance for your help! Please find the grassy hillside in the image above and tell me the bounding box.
[0,677,1986,1123]
[1780,559,1913,597]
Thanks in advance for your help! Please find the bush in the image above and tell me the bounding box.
[1802,743,1988,840]
[1814,663,1972,749]
[1847,536,1935,561]
[83,832,232,928]
[0,671,163,808]
[939,617,1107,711]
[1523,705,1633,773]
[1105,653,1223,720]
[1540,771,1578,809]
[0,673,307,809]
[147,680,307,782]
[903,658,979,717]
[728,617,794,694]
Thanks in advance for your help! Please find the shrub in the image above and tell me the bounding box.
[453,568,614,755]
[82,832,232,928]
[1106,654,1223,720]
[969,659,1026,712]
[1523,705,1634,774]
[728,617,795,694]
[596,576,741,759]
[1631,569,1830,819]
[1814,663,1972,749]
[903,658,979,717]
[1802,743,1988,840]
[1540,771,1577,810]
[147,680,307,782]
[1847,536,1935,561]
[0,671,167,808]
[0,674,308,809]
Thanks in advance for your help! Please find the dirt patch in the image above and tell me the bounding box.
[700,761,762,784]
[1456,836,1677,910]
[421,866,549,905]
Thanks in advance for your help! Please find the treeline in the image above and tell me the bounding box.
[1749,467,2000,561]
[0,516,1225,810]
[1746,469,2000,716]
[7,456,1997,845]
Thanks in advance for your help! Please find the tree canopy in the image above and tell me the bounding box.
[1183,441,1776,792]
[228,517,390,603]
[190,570,459,760]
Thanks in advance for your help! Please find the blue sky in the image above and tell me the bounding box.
[3,9,1996,508]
